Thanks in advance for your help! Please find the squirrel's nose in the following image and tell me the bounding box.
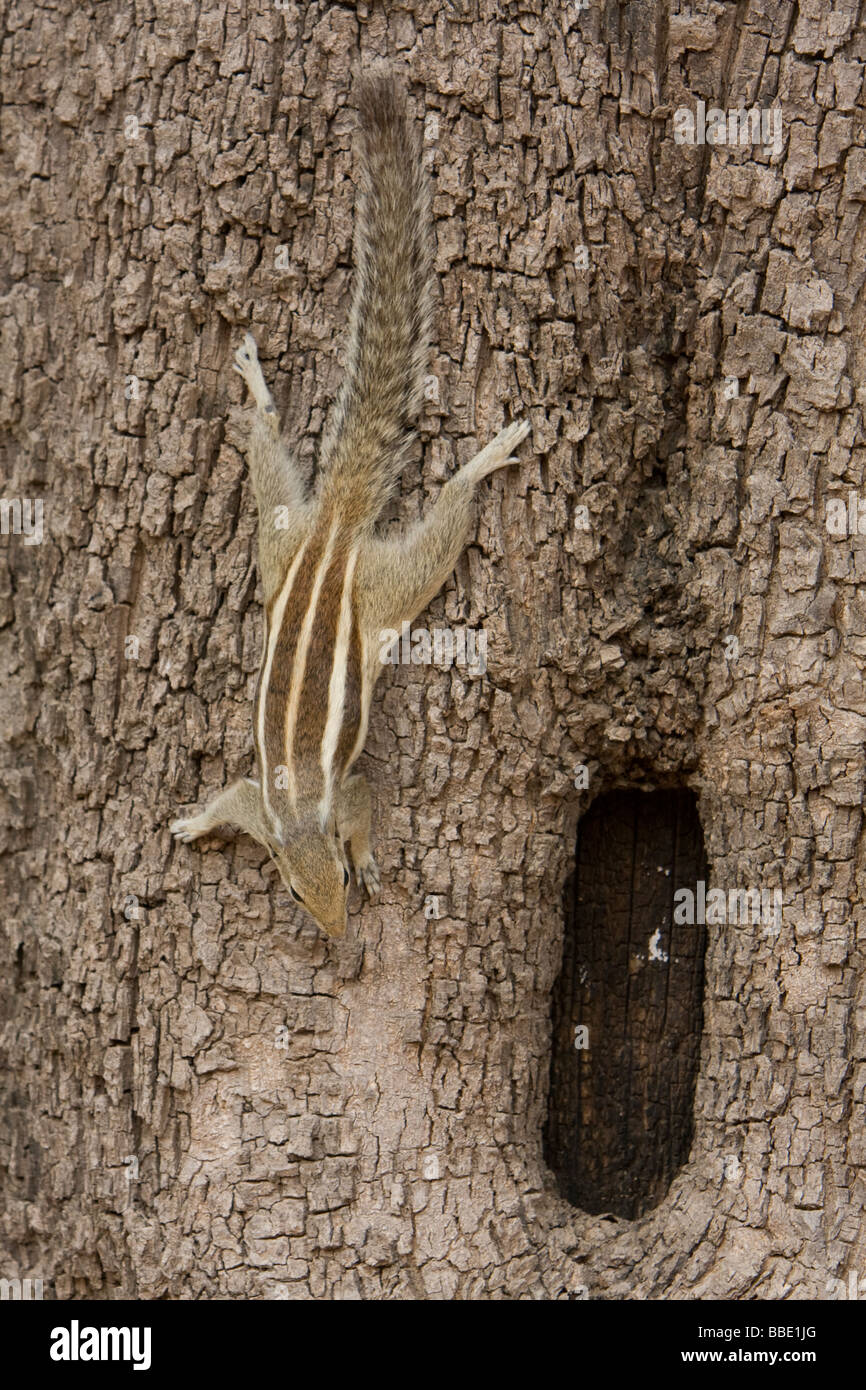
[323,911,348,939]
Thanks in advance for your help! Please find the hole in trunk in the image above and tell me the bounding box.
[544,788,708,1219]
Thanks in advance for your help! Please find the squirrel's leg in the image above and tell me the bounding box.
[358,419,530,629]
[233,331,282,434]
[233,332,310,603]
[171,777,272,848]
[336,773,380,896]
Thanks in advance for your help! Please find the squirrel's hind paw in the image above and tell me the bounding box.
[170,814,208,843]
[472,418,532,480]
[498,418,531,452]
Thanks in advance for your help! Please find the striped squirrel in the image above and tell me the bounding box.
[171,70,531,937]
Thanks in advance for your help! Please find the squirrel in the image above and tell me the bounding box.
[170,69,531,938]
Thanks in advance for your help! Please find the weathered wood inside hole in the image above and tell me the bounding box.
[544,789,708,1220]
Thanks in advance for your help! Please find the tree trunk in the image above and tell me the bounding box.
[1,0,864,1300]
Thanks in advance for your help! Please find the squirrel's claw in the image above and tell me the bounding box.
[232,332,260,377]
[356,856,381,897]
[170,815,204,843]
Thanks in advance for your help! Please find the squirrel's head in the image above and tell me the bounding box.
[269,822,349,938]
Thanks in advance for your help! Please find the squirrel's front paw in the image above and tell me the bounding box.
[232,331,260,379]
[355,855,381,897]
[233,332,278,431]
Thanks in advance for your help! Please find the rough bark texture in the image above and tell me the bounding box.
[1,0,865,1299]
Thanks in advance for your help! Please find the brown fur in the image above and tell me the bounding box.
[318,66,434,531]
[171,70,533,938]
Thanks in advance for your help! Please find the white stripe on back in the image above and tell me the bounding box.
[283,523,338,810]
[257,540,308,838]
[346,627,372,771]
[320,545,359,821]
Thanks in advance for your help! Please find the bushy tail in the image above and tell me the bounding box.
[318,67,433,529]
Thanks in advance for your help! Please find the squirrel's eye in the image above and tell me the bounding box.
[343,867,349,886]
[289,885,304,904]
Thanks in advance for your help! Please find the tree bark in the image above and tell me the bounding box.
[1,0,864,1299]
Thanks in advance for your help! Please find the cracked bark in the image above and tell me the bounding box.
[1,0,864,1299]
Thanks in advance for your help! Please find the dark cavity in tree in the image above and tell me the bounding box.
[544,789,708,1220]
